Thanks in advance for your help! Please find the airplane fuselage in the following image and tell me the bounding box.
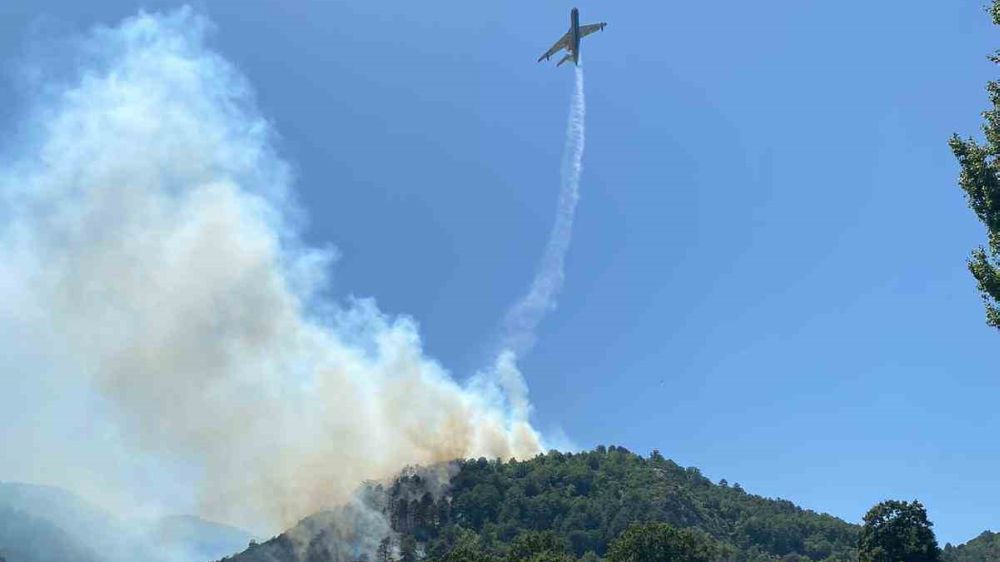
[537,7,605,67]
[569,8,581,65]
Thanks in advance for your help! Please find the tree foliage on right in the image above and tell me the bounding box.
[858,500,941,562]
[950,0,1000,329]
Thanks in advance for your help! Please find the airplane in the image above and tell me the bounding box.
[537,8,607,67]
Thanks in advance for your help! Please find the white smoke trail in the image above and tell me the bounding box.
[0,8,542,537]
[500,65,586,358]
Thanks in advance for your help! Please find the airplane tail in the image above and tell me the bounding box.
[556,54,574,67]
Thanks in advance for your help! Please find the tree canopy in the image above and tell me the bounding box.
[606,522,719,562]
[858,500,940,562]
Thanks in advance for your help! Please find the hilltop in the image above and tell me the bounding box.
[943,531,1000,562]
[222,446,859,562]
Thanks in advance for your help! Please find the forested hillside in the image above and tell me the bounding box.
[944,531,1000,562]
[224,447,859,562]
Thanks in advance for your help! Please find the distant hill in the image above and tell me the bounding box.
[221,446,861,562]
[0,504,99,562]
[944,531,1000,562]
[150,515,255,562]
[0,482,118,562]
[0,482,252,562]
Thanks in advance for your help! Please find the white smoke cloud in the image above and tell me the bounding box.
[0,7,541,535]
[500,65,585,358]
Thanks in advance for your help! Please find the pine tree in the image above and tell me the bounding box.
[377,536,393,562]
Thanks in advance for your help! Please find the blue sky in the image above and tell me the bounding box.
[1,0,997,545]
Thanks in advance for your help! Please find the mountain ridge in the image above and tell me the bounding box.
[220,446,860,562]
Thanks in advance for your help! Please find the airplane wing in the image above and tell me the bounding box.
[579,23,607,38]
[538,32,571,62]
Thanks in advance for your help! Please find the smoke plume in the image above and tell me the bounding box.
[500,65,586,358]
[0,8,541,535]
